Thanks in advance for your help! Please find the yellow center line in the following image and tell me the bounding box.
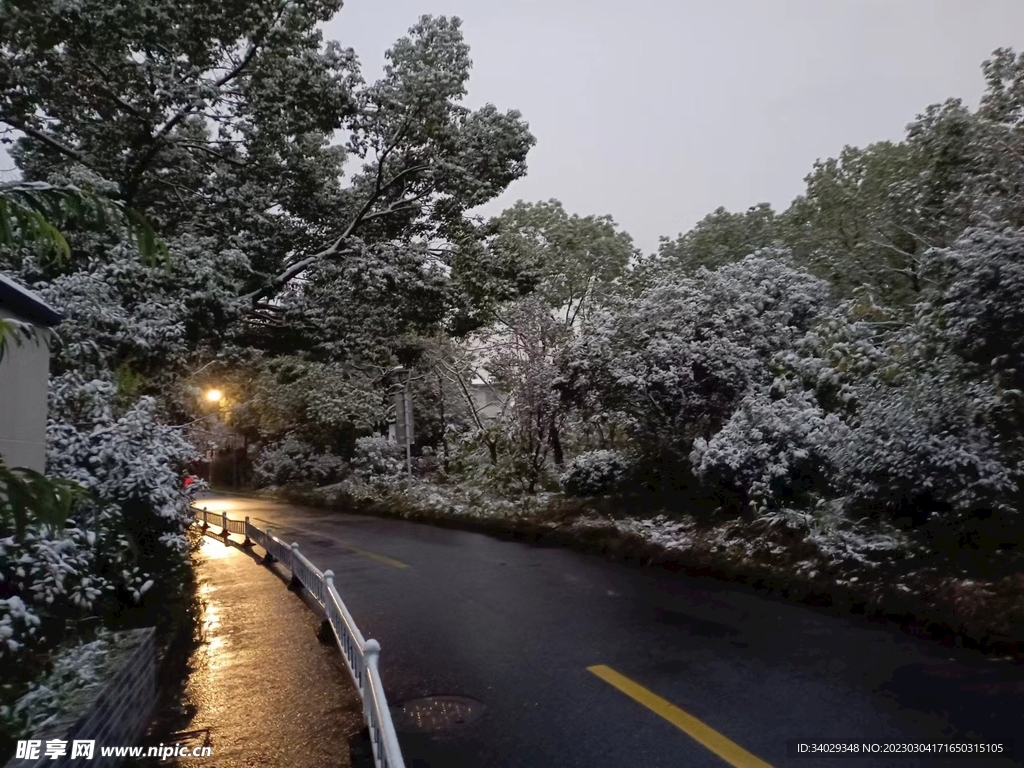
[336,541,409,569]
[249,517,408,569]
[587,665,775,768]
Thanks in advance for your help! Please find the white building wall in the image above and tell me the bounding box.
[0,307,52,472]
[470,382,504,422]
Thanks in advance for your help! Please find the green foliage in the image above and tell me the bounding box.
[486,199,636,325]
[0,182,165,266]
[778,142,924,303]
[653,203,778,276]
[0,456,83,540]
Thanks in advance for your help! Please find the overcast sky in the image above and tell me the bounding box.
[327,0,1024,254]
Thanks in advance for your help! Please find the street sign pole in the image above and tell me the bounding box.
[404,384,413,475]
[389,366,415,475]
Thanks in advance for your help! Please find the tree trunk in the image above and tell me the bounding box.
[548,422,564,466]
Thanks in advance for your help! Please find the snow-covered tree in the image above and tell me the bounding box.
[691,388,851,514]
[486,297,572,491]
[649,203,778,279]
[562,254,830,466]
[920,227,1024,394]
[485,199,636,327]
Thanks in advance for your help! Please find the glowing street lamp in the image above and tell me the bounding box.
[205,388,223,403]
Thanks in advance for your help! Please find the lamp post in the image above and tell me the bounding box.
[201,388,224,485]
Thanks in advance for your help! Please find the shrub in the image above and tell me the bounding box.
[560,450,632,497]
[839,374,1018,525]
[690,388,851,514]
[351,436,405,480]
[253,435,348,488]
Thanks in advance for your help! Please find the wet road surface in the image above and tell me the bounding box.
[160,535,363,767]
[196,494,1023,768]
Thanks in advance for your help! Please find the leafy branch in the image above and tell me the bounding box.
[0,456,85,541]
[0,181,166,265]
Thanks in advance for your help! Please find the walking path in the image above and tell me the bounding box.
[153,534,364,767]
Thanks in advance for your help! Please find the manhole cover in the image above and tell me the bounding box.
[389,695,485,733]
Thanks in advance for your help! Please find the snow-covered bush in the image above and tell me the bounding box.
[47,373,196,533]
[560,450,632,497]
[800,504,912,568]
[922,227,1024,391]
[838,373,1019,523]
[0,630,128,738]
[690,389,851,513]
[351,436,405,480]
[0,502,124,661]
[0,374,191,648]
[0,597,41,660]
[0,371,198,664]
[253,434,348,488]
[561,254,831,461]
[772,295,897,417]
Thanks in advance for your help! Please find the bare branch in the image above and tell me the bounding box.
[80,56,149,122]
[179,141,246,167]
[869,238,917,261]
[891,223,940,252]
[2,119,84,161]
[361,186,433,222]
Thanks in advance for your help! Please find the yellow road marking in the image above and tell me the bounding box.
[337,541,409,569]
[250,518,408,569]
[587,665,775,768]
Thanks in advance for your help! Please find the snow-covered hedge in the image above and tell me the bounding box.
[559,450,632,497]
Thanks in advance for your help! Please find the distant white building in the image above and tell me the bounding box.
[0,274,62,472]
[469,379,503,422]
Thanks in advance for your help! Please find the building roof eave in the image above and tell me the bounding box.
[0,273,63,327]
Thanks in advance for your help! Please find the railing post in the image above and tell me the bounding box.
[288,542,303,591]
[362,638,380,705]
[318,570,335,644]
[242,516,253,548]
[221,510,229,543]
[201,506,208,531]
[262,527,275,565]
[362,638,405,768]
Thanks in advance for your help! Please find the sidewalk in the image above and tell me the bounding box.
[149,535,364,767]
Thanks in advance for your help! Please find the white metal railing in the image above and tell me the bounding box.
[191,504,406,768]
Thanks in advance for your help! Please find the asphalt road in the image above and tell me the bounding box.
[196,494,1023,768]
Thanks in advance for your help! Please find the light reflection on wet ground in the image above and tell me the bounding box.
[159,536,363,767]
